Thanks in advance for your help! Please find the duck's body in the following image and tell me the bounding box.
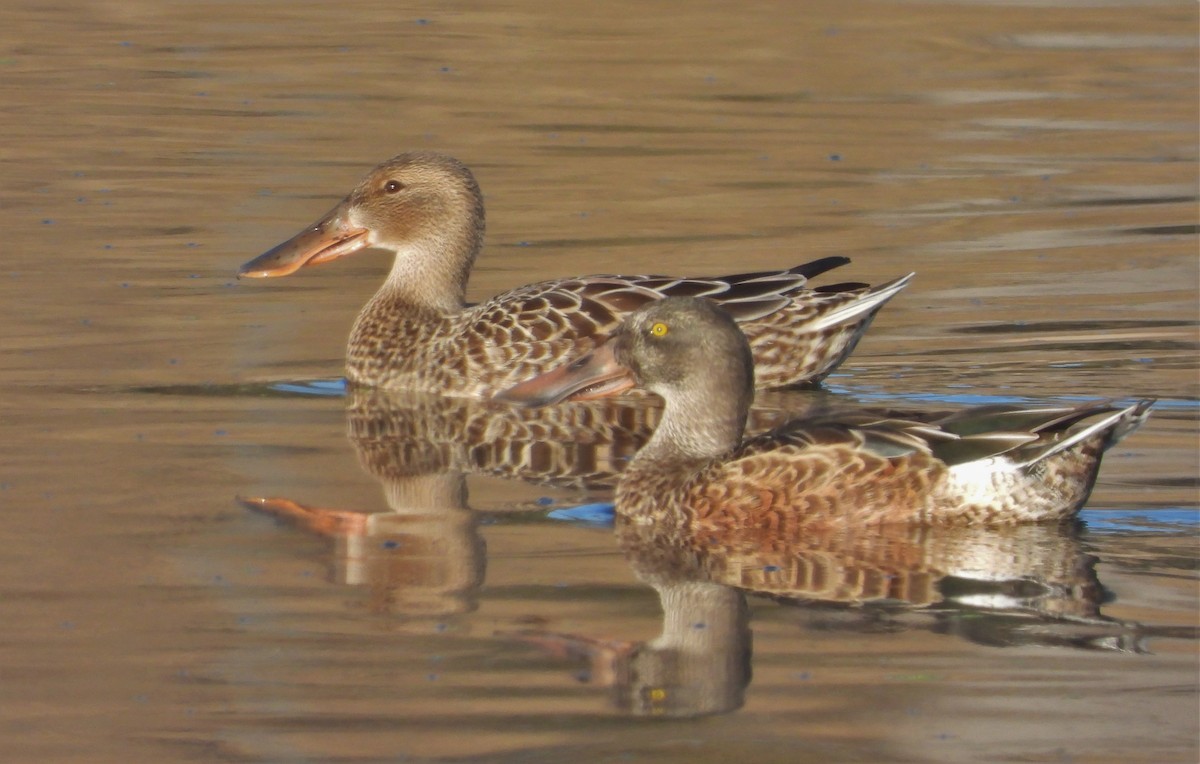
[614,401,1151,530]
[239,152,911,397]
[345,258,910,396]
[499,297,1153,528]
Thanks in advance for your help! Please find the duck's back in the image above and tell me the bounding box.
[615,400,1153,530]
[348,260,908,396]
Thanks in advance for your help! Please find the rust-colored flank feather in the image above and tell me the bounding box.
[498,297,1154,529]
[239,151,911,397]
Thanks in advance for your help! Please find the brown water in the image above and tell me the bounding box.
[2,1,1198,762]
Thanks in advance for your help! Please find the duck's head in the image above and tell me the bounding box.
[239,152,486,286]
[499,297,755,420]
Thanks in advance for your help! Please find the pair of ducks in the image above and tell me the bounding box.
[239,151,1152,530]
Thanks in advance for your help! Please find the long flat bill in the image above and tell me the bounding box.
[496,341,634,407]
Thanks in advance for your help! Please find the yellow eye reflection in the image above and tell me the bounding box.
[650,322,669,337]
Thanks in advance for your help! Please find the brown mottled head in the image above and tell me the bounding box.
[343,151,485,262]
[239,152,486,298]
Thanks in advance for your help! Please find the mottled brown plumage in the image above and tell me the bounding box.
[238,151,911,397]
[498,297,1154,529]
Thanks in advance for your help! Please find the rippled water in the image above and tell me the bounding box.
[1,1,1197,762]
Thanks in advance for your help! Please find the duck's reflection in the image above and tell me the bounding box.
[244,388,828,618]
[345,388,665,491]
[242,389,1148,719]
[510,516,1143,718]
[243,471,483,617]
[243,388,677,617]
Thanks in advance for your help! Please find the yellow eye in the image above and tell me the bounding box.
[650,322,669,337]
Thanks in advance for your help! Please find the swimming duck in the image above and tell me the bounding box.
[238,151,912,397]
[497,297,1153,528]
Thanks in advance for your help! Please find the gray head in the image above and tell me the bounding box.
[498,297,755,459]
[613,297,754,403]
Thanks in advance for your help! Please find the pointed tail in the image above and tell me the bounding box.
[1017,399,1154,468]
[808,272,914,332]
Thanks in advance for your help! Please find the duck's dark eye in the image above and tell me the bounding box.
[384,180,404,193]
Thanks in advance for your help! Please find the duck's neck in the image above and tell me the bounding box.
[634,379,750,468]
[374,216,483,316]
[346,223,482,386]
[348,242,464,357]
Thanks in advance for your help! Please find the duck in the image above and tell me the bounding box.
[238,151,912,397]
[496,297,1154,528]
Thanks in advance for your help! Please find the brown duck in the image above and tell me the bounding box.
[498,297,1154,528]
[238,151,912,397]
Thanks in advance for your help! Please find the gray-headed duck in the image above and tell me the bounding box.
[498,297,1153,528]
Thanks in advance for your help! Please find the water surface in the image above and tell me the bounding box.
[1,1,1197,762]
